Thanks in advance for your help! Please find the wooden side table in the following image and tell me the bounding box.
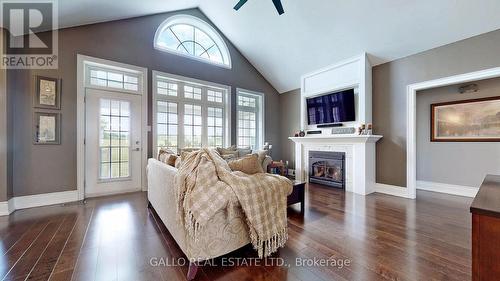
[287,180,305,215]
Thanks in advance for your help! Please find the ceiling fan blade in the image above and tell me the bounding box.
[272,0,285,15]
[233,0,248,11]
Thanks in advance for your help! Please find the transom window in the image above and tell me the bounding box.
[154,15,231,68]
[184,85,202,100]
[153,71,230,155]
[157,81,178,97]
[237,90,264,150]
[89,67,139,92]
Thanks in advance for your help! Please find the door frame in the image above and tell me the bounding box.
[77,54,148,200]
[406,66,500,199]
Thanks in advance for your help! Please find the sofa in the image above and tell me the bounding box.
[147,158,250,280]
[148,147,275,279]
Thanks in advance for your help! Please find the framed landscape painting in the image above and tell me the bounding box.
[34,76,61,109]
[431,96,500,142]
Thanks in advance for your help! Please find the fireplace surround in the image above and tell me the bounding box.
[289,135,382,195]
[309,151,345,188]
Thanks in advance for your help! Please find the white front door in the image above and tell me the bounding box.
[85,88,142,197]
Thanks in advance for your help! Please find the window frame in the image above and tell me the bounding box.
[236,88,265,150]
[152,71,231,154]
[153,15,232,69]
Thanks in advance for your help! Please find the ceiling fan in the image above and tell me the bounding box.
[234,0,285,15]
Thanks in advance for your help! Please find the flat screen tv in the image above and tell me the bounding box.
[306,89,355,125]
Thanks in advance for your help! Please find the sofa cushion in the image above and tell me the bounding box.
[228,154,264,175]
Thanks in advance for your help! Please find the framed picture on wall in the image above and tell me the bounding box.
[431,96,500,142]
[34,112,61,145]
[34,76,61,109]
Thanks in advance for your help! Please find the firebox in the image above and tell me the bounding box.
[309,151,345,189]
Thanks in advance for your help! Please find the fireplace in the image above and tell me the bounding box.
[309,151,345,189]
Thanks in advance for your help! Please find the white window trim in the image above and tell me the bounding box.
[236,88,265,150]
[152,70,231,152]
[153,15,232,69]
[77,54,148,200]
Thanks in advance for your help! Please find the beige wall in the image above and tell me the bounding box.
[416,77,500,188]
[8,9,281,197]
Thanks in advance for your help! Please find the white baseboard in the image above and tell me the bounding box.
[0,198,16,216]
[417,180,478,198]
[0,190,80,216]
[374,183,411,198]
[85,188,141,199]
[0,201,9,216]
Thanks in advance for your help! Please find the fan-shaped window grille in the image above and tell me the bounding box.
[154,15,231,68]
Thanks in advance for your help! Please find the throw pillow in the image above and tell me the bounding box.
[228,154,264,175]
[254,149,268,165]
[220,152,238,161]
[237,147,252,157]
[167,154,178,167]
[158,148,175,161]
[217,145,237,155]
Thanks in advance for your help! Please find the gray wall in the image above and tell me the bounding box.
[276,29,500,187]
[0,29,7,201]
[373,28,500,187]
[7,8,281,197]
[416,78,500,188]
[279,88,301,168]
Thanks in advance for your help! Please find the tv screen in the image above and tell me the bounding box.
[306,89,355,125]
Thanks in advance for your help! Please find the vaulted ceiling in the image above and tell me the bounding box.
[13,0,500,92]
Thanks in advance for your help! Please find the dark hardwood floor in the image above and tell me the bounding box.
[0,183,472,281]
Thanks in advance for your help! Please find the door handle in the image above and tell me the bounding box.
[133,148,140,151]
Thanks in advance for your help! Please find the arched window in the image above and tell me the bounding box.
[154,15,231,68]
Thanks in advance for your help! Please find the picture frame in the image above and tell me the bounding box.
[34,112,61,145]
[431,96,500,142]
[34,76,61,109]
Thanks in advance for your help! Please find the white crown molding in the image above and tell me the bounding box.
[0,190,79,216]
[375,183,411,198]
[417,181,478,198]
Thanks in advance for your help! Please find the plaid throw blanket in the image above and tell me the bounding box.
[175,148,293,258]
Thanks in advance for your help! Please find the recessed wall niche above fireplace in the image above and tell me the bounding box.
[309,151,345,188]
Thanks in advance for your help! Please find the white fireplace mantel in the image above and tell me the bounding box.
[290,135,382,195]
